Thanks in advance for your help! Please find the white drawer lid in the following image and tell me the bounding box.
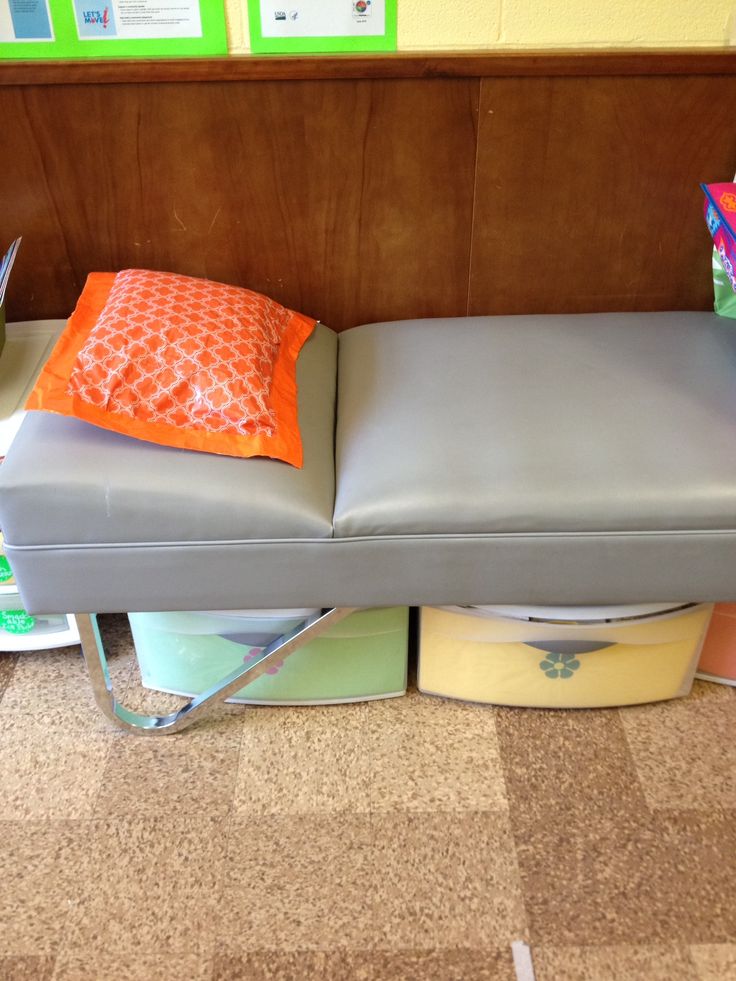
[446,603,695,625]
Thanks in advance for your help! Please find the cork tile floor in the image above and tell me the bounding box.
[0,613,734,981]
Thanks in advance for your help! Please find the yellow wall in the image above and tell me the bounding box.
[224,0,736,53]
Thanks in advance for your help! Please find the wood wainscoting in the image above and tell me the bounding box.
[2,51,736,330]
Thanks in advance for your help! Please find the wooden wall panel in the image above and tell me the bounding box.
[0,78,479,330]
[469,75,736,315]
[3,54,736,329]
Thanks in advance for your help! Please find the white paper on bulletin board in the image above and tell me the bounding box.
[259,0,385,39]
[72,0,203,40]
[0,0,226,55]
[0,0,55,42]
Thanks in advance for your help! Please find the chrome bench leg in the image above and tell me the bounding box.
[77,608,357,735]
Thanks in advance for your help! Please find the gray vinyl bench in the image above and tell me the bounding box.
[1,311,735,733]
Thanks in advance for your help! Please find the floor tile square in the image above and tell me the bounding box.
[63,817,227,957]
[221,813,375,951]
[494,706,647,818]
[690,944,736,979]
[367,691,507,812]
[212,952,327,980]
[93,726,242,818]
[0,821,92,956]
[512,809,736,945]
[0,956,55,980]
[332,947,517,980]
[213,948,516,980]
[235,704,371,815]
[53,950,213,981]
[0,721,113,820]
[621,699,736,810]
[532,944,696,980]
[368,811,526,950]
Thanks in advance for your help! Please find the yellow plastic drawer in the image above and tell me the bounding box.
[418,604,713,708]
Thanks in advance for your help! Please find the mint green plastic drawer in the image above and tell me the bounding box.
[129,607,409,705]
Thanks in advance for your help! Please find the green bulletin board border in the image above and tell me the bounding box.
[247,0,396,54]
[0,1,228,59]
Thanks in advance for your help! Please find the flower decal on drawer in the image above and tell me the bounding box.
[243,647,284,676]
[539,653,581,679]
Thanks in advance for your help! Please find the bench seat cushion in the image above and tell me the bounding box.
[0,324,338,613]
[332,312,736,603]
[335,313,736,536]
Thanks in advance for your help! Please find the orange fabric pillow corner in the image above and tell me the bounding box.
[26,270,317,467]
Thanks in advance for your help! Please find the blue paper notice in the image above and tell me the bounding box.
[8,0,53,39]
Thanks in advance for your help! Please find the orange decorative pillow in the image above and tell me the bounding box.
[27,269,317,466]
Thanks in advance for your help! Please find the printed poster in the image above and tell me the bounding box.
[0,0,227,57]
[0,0,54,41]
[72,0,201,40]
[248,0,396,53]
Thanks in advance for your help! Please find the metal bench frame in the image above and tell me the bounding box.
[77,607,356,734]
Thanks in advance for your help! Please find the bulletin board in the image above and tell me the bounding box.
[0,0,227,58]
[247,0,397,53]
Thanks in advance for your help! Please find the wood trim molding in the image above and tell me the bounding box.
[2,48,736,86]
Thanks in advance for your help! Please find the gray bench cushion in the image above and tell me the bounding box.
[335,313,736,536]
[328,312,736,605]
[0,325,338,611]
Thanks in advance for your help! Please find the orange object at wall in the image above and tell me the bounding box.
[696,604,736,686]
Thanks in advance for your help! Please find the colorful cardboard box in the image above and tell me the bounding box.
[703,182,736,298]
